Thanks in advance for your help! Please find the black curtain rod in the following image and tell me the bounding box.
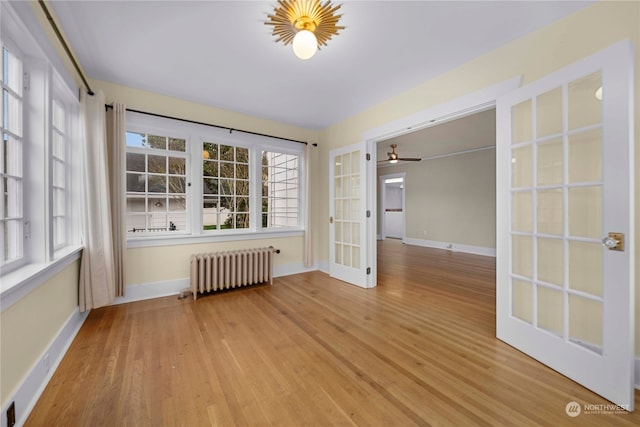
[106,105,317,147]
[38,0,94,96]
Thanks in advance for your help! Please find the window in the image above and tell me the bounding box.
[202,142,250,231]
[126,131,188,234]
[1,45,24,267]
[126,113,305,241]
[262,151,300,228]
[51,100,67,249]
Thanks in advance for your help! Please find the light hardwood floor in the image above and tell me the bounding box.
[27,240,640,426]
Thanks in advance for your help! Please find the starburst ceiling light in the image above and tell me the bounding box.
[265,0,345,60]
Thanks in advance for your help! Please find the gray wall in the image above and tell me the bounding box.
[377,147,496,249]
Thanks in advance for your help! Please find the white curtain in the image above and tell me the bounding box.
[303,143,313,267]
[79,90,116,311]
[106,103,127,298]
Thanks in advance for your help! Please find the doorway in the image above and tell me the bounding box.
[379,173,405,240]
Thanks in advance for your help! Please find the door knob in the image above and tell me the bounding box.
[602,232,624,251]
[329,216,334,224]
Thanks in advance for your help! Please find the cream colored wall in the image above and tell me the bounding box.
[127,237,305,285]
[90,79,320,287]
[0,261,80,404]
[317,1,640,354]
[379,148,496,248]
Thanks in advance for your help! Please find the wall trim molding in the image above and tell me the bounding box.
[113,262,319,305]
[404,237,496,257]
[1,308,89,427]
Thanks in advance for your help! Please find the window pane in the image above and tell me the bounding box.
[168,176,185,194]
[262,151,300,228]
[168,137,185,152]
[203,178,218,195]
[148,155,166,173]
[148,175,166,193]
[220,145,234,161]
[203,160,218,177]
[126,132,146,148]
[168,157,185,175]
[203,142,218,160]
[147,134,166,150]
[127,152,145,172]
[127,173,146,192]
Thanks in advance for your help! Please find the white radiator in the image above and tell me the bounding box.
[189,247,277,299]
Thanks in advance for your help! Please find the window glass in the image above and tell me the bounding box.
[202,143,250,230]
[262,151,300,228]
[0,46,23,266]
[126,131,188,234]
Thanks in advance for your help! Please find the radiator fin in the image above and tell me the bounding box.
[190,247,275,299]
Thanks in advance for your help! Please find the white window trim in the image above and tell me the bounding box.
[126,112,306,245]
[0,1,83,302]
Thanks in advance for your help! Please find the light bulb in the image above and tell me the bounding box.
[595,86,603,101]
[389,159,398,164]
[292,30,318,60]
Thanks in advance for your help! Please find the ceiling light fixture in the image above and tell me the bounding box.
[265,0,345,60]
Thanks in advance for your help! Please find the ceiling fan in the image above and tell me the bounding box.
[378,144,422,164]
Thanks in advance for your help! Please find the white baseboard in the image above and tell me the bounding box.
[403,237,496,257]
[113,278,190,305]
[1,308,89,427]
[113,262,320,306]
[317,260,329,275]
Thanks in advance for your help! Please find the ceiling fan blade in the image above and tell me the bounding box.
[396,157,422,161]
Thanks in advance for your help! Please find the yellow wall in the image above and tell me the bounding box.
[0,261,80,404]
[317,1,640,354]
[90,79,320,287]
[126,237,305,285]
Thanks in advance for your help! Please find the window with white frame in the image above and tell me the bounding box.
[262,151,300,228]
[51,99,67,249]
[1,44,24,267]
[126,131,188,234]
[1,0,82,280]
[202,142,250,231]
[126,113,304,240]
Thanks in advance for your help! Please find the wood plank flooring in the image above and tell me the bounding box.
[26,240,640,426]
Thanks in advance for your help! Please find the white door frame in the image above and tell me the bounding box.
[363,77,522,288]
[378,172,406,240]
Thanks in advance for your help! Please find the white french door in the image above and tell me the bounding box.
[329,143,368,287]
[496,40,634,409]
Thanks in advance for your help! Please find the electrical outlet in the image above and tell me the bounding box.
[43,353,50,373]
[7,401,15,427]
[423,230,427,236]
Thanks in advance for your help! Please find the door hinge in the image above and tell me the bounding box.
[366,210,371,218]
[23,72,30,92]
[366,267,371,275]
[366,153,371,161]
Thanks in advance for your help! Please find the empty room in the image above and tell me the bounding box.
[1,1,639,426]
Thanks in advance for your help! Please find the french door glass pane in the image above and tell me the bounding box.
[510,70,605,348]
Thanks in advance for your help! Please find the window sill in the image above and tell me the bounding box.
[127,229,305,249]
[0,245,83,312]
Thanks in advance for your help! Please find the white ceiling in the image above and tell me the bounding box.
[377,107,495,166]
[49,1,593,130]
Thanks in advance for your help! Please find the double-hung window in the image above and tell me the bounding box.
[261,151,300,228]
[1,0,81,285]
[126,131,189,234]
[126,113,305,243]
[202,142,250,230]
[1,44,24,268]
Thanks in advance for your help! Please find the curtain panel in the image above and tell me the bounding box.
[79,91,115,311]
